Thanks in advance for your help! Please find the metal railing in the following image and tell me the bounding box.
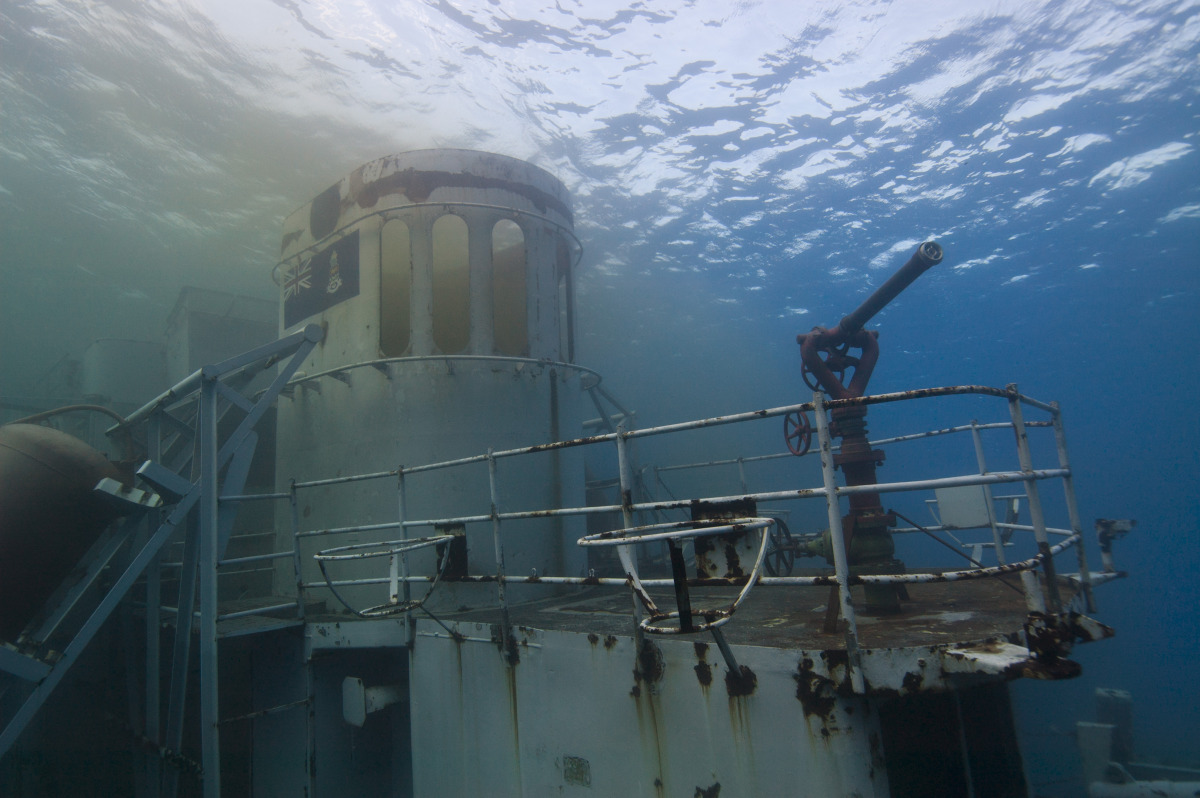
[3,311,1107,798]
[2,355,1095,798]
[224,381,1094,686]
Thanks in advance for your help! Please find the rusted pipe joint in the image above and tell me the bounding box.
[833,448,886,468]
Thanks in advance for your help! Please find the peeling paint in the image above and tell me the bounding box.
[794,657,837,720]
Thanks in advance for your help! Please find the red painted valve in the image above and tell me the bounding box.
[783,410,812,456]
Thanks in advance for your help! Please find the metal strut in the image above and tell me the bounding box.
[0,325,323,798]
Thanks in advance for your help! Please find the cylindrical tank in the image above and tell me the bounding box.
[0,423,125,641]
[273,150,587,612]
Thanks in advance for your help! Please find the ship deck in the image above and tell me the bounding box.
[209,569,1041,653]
[441,572,1034,652]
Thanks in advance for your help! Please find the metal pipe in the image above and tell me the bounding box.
[622,470,1067,518]
[300,577,393,589]
[217,550,296,567]
[579,518,773,547]
[586,386,1052,446]
[295,520,406,538]
[834,469,1069,497]
[286,469,1069,552]
[648,420,1052,475]
[994,522,1076,537]
[313,535,452,561]
[285,354,600,392]
[813,392,865,694]
[218,491,290,502]
[711,627,742,675]
[373,533,1077,588]
[10,403,127,427]
[292,469,400,490]
[280,385,1055,493]
[836,242,943,336]
[297,534,1075,590]
[217,602,300,622]
[822,385,1056,414]
[854,536,1079,584]
[218,698,310,725]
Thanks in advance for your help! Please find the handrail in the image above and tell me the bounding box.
[201,382,1090,694]
[285,354,603,391]
[280,385,1058,490]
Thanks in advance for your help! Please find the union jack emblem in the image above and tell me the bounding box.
[283,259,312,299]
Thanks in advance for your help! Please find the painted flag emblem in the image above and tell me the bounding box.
[283,259,312,299]
[283,231,360,327]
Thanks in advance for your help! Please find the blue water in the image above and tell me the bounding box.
[1,0,1197,793]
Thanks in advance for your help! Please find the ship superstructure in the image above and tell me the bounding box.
[0,150,1129,797]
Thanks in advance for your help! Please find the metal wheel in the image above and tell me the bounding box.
[764,517,795,577]
[783,411,812,456]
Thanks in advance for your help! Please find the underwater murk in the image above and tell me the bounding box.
[0,1,1197,796]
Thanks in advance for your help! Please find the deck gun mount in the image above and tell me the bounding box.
[795,241,944,615]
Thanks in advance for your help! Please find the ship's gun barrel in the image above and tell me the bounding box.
[835,241,943,337]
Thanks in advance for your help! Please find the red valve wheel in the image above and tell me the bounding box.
[784,411,812,456]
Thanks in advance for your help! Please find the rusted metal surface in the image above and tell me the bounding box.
[433,591,1092,706]
[345,160,574,222]
[409,617,889,797]
[795,655,842,719]
[693,642,714,687]
[1023,610,1115,671]
[443,576,1062,660]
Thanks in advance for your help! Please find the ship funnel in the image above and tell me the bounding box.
[273,150,586,612]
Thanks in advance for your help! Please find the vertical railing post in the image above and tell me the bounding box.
[1051,402,1094,612]
[198,374,220,798]
[1006,384,1061,613]
[144,412,163,798]
[615,425,645,629]
[163,407,204,798]
[289,481,305,620]
[970,420,1007,566]
[395,468,410,608]
[305,650,317,798]
[812,392,865,694]
[487,450,514,660]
